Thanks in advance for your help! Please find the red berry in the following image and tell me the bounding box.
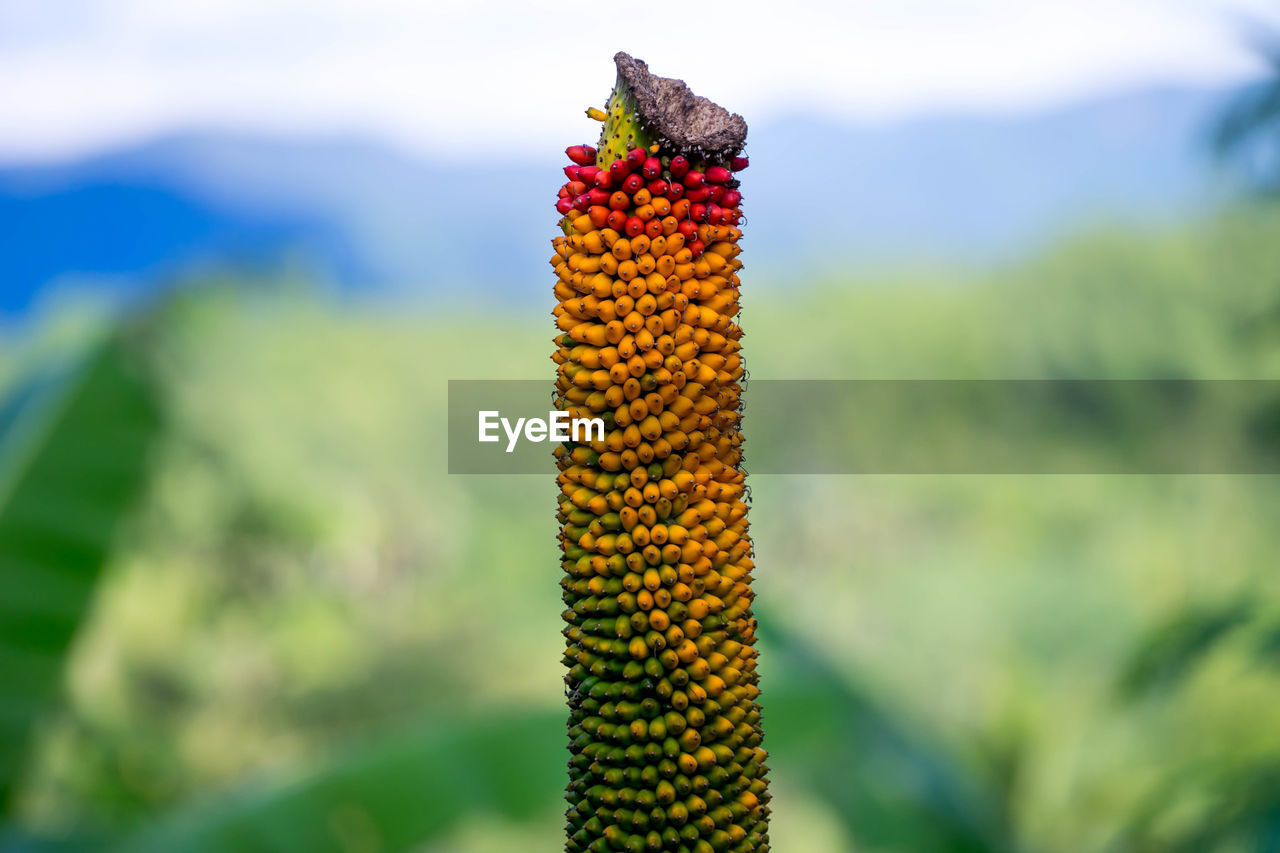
[643,157,662,179]
[648,179,669,196]
[626,147,647,170]
[556,197,574,214]
[685,186,711,203]
[709,185,726,204]
[665,182,684,201]
[721,190,742,207]
[594,170,614,189]
[669,155,689,178]
[677,220,697,239]
[689,239,705,258]
[578,165,600,184]
[607,209,628,231]
[609,191,630,210]
[690,202,707,221]
[587,187,610,206]
[564,165,582,181]
[706,165,731,184]
[573,194,591,212]
[624,216,644,237]
[558,185,571,199]
[566,145,595,166]
[730,155,749,171]
[622,173,644,194]
[706,203,724,224]
[609,159,630,180]
[684,170,704,189]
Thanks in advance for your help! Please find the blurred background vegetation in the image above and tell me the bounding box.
[3,34,1280,853]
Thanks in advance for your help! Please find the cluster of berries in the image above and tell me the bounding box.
[551,142,768,853]
[557,146,748,258]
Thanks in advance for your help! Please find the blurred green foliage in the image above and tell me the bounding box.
[0,203,1279,852]
[1215,33,1280,195]
[0,326,162,814]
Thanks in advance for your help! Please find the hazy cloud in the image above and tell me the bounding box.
[0,0,1277,163]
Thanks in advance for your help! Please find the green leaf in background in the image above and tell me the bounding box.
[1164,766,1280,852]
[0,329,163,813]
[116,710,565,853]
[1115,598,1254,699]
[1118,762,1280,852]
[758,611,1012,852]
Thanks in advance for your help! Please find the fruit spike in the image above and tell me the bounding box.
[551,54,768,853]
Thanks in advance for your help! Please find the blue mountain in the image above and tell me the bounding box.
[0,85,1241,314]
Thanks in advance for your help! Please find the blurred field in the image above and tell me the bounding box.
[2,203,1280,852]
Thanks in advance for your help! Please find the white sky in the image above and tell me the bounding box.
[1,0,1278,164]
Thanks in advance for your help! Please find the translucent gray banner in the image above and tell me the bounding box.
[447,380,1280,474]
